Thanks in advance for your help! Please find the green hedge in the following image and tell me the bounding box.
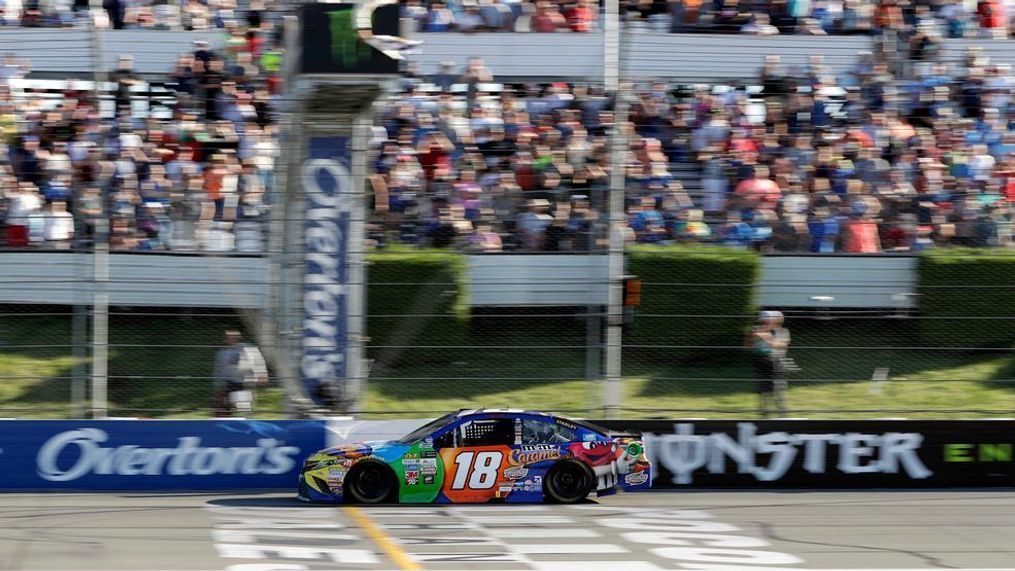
[362,246,762,371]
[624,245,760,365]
[918,249,1015,349]
[366,248,468,367]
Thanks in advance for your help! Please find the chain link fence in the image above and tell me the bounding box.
[0,303,286,418]
[3,14,1015,420]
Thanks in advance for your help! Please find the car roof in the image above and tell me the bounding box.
[454,408,611,435]
[456,408,552,418]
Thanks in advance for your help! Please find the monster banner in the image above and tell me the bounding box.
[593,420,1015,488]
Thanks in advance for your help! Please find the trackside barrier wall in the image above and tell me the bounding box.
[0,420,326,490]
[593,420,1015,488]
[3,419,1014,490]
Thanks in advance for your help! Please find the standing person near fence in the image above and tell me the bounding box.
[750,310,790,418]
[212,330,268,417]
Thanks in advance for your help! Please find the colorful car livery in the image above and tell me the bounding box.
[296,409,651,504]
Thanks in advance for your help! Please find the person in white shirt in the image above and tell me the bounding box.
[251,127,280,196]
[456,1,484,31]
[42,201,74,247]
[203,221,236,252]
[741,13,780,35]
[4,182,41,247]
[969,144,996,181]
[43,141,72,176]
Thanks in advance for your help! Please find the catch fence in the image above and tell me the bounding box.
[2,14,1015,420]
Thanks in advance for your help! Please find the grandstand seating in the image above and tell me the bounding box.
[4,2,1015,258]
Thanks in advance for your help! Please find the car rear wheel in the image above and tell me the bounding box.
[345,461,397,504]
[544,460,594,504]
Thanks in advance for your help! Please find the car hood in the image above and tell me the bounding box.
[320,440,400,458]
[303,440,412,470]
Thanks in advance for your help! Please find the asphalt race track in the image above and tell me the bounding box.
[1,491,1014,571]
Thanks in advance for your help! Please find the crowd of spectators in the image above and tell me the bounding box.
[401,0,599,33]
[648,45,1015,253]
[6,0,1015,254]
[630,0,1015,37]
[399,0,1015,37]
[368,59,612,252]
[0,14,282,252]
[7,0,1015,40]
[0,0,273,30]
[370,46,1015,253]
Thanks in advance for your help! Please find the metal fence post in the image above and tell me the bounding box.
[345,112,371,413]
[603,0,625,418]
[89,5,109,419]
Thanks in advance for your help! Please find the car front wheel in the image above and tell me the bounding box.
[544,460,594,503]
[344,461,397,504]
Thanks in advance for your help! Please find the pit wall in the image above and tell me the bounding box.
[0,419,1011,490]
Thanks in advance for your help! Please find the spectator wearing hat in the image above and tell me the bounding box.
[749,310,790,418]
[517,197,552,249]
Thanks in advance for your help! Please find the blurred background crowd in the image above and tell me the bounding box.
[370,41,1015,253]
[0,11,281,252]
[0,0,275,30]
[3,0,1015,253]
[5,0,1015,38]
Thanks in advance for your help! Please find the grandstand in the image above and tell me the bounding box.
[0,0,1014,420]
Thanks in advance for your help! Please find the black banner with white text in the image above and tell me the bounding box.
[592,420,1015,488]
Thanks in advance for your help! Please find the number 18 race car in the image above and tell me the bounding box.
[297,409,651,504]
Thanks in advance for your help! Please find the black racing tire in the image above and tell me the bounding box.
[344,461,397,504]
[544,460,594,504]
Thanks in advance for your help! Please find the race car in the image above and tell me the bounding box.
[297,409,651,504]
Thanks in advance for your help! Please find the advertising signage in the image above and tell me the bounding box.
[593,420,1015,488]
[300,3,400,75]
[0,420,326,490]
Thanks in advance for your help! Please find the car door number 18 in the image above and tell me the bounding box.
[450,451,503,490]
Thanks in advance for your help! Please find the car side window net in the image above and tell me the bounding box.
[460,418,515,447]
[522,418,576,445]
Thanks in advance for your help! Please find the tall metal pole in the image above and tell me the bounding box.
[345,112,371,413]
[275,14,313,416]
[603,0,626,419]
[89,6,109,419]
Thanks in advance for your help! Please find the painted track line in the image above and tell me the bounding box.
[343,506,423,571]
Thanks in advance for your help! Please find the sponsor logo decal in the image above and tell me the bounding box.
[503,466,529,480]
[645,422,933,485]
[36,428,299,482]
[624,471,649,486]
[508,446,564,467]
[420,458,437,476]
[301,139,353,394]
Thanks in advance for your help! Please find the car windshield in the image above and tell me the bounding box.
[396,411,460,444]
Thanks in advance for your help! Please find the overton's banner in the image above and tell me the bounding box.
[0,420,326,490]
[302,136,353,401]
